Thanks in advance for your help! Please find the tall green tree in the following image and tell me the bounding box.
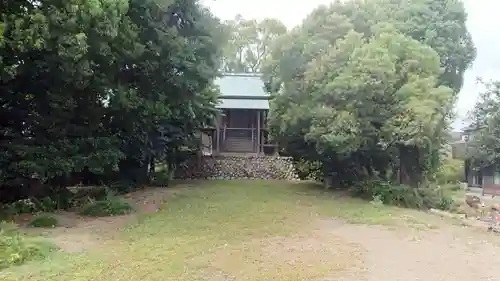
[265,0,475,95]
[109,0,223,183]
[326,0,475,93]
[0,0,223,199]
[222,15,286,73]
[264,0,474,186]
[467,81,500,167]
[1,0,129,190]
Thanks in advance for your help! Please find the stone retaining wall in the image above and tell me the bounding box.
[175,155,299,180]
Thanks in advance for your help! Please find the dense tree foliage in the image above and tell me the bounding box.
[221,15,286,73]
[467,81,500,167]
[264,0,475,186]
[0,0,223,201]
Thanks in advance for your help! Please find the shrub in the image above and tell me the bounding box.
[3,194,74,217]
[72,186,108,201]
[79,197,133,217]
[37,197,58,212]
[109,181,136,194]
[28,214,59,228]
[441,183,462,192]
[8,199,38,215]
[150,171,171,187]
[350,179,454,210]
[71,186,114,208]
[0,222,57,270]
[434,158,464,184]
[416,186,454,210]
[294,159,323,180]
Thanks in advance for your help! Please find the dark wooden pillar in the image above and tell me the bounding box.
[215,113,220,155]
[257,110,261,154]
[464,159,469,184]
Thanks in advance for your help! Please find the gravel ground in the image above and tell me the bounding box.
[318,219,500,281]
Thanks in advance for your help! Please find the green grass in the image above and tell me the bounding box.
[0,222,57,271]
[28,214,59,228]
[1,180,439,281]
[79,197,133,217]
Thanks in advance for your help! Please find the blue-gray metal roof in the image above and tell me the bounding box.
[215,73,268,98]
[216,98,269,109]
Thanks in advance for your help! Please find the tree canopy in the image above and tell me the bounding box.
[467,81,500,167]
[0,0,224,199]
[221,15,286,73]
[264,0,475,186]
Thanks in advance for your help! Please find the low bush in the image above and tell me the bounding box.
[3,194,75,217]
[434,158,464,184]
[150,171,171,187]
[417,186,454,210]
[294,159,323,181]
[72,186,108,201]
[79,197,133,217]
[441,183,463,192]
[109,181,136,194]
[1,185,137,218]
[0,222,57,270]
[28,214,59,228]
[7,199,38,215]
[71,186,116,208]
[350,179,454,210]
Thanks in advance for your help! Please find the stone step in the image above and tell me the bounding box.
[223,137,254,152]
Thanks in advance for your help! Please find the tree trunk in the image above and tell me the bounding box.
[399,145,422,187]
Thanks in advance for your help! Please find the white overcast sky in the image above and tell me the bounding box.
[203,0,498,130]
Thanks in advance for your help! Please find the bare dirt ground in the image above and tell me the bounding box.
[316,219,500,281]
[195,218,500,281]
[16,187,180,252]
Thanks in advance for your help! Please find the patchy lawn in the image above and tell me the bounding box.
[2,181,500,281]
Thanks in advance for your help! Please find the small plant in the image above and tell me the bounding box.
[293,159,323,181]
[28,214,59,228]
[2,195,74,217]
[150,171,171,187]
[37,197,58,212]
[434,158,464,185]
[71,186,115,208]
[0,222,57,270]
[417,186,454,210]
[8,199,37,215]
[72,186,108,201]
[350,178,454,211]
[370,195,384,207]
[79,197,133,217]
